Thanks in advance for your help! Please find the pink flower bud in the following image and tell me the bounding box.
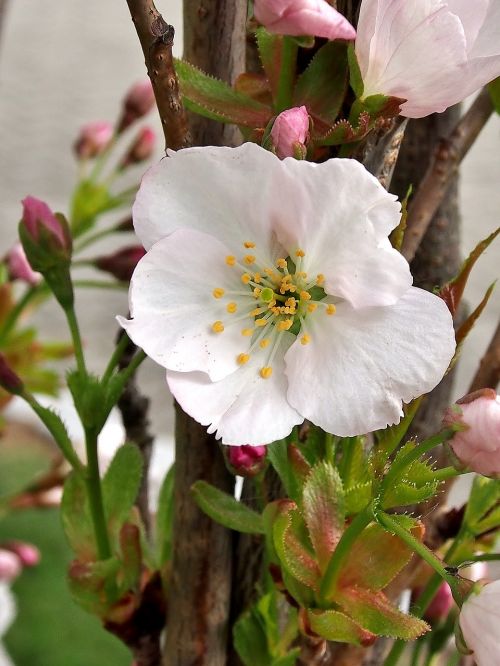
[5,242,41,285]
[4,542,40,568]
[0,549,21,582]
[271,106,310,159]
[0,353,24,395]
[94,245,146,282]
[444,389,500,478]
[227,445,267,477]
[120,128,156,168]
[74,121,113,160]
[118,80,155,132]
[21,196,67,249]
[459,580,500,665]
[424,582,453,623]
[254,0,356,41]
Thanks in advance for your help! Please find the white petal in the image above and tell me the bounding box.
[120,228,257,381]
[285,288,455,436]
[447,0,489,48]
[460,581,500,666]
[133,143,283,265]
[270,157,410,307]
[167,333,303,445]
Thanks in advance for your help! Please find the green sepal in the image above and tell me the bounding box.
[488,76,500,114]
[293,42,348,125]
[175,58,272,128]
[306,608,374,646]
[191,480,264,534]
[155,464,175,565]
[71,181,128,238]
[463,476,500,534]
[317,112,371,146]
[347,44,364,98]
[344,482,372,515]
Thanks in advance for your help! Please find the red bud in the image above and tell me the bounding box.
[118,80,155,133]
[94,245,146,282]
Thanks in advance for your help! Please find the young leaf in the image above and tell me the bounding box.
[463,476,500,533]
[256,28,285,102]
[102,443,143,545]
[307,609,375,646]
[175,59,272,128]
[347,44,364,98]
[234,608,272,666]
[302,462,345,572]
[71,181,125,238]
[455,282,496,348]
[318,112,371,146]
[344,481,372,515]
[191,480,264,534]
[382,481,439,508]
[61,471,96,560]
[271,651,301,666]
[294,42,348,124]
[156,464,175,564]
[373,398,422,462]
[267,439,301,501]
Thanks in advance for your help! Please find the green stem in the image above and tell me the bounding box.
[74,227,117,254]
[325,433,336,465]
[102,332,131,384]
[84,428,111,560]
[410,639,425,666]
[433,466,462,482]
[73,280,127,291]
[65,307,87,377]
[0,285,41,345]
[275,37,298,113]
[320,505,373,601]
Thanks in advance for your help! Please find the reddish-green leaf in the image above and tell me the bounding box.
[336,586,429,640]
[439,227,499,316]
[294,42,348,125]
[455,282,496,348]
[307,609,375,646]
[256,28,284,102]
[175,58,272,128]
[302,462,345,572]
[318,112,371,146]
[235,72,273,106]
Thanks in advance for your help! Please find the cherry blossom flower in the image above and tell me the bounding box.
[459,580,500,665]
[355,0,500,118]
[254,0,356,41]
[5,242,41,286]
[119,143,455,445]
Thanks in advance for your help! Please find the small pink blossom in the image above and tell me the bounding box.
[271,106,309,159]
[0,550,21,583]
[444,389,500,478]
[118,80,155,132]
[74,121,113,159]
[5,242,41,285]
[254,0,356,41]
[4,542,40,568]
[459,580,500,665]
[121,128,156,167]
[21,196,67,249]
[424,582,453,623]
[227,445,267,477]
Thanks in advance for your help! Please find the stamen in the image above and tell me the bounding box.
[317,273,325,285]
[260,367,273,379]
[325,304,336,316]
[241,328,254,337]
[253,273,262,283]
[301,334,311,345]
[226,302,237,314]
[244,255,256,265]
[295,249,305,258]
[226,255,236,266]
[307,303,318,313]
[241,273,251,284]
[213,288,225,299]
[300,290,311,301]
[278,319,293,331]
[255,318,268,327]
[244,241,255,249]
[260,339,270,349]
[237,353,250,365]
[212,321,224,333]
[253,287,262,298]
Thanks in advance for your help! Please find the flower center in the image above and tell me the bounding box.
[211,241,335,379]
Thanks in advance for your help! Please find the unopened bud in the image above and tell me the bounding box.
[21,197,67,249]
[423,582,453,622]
[74,121,113,159]
[270,106,310,159]
[0,353,24,395]
[115,216,134,233]
[94,245,146,282]
[4,541,41,567]
[5,242,42,285]
[226,445,267,477]
[0,549,22,582]
[118,79,155,133]
[120,128,156,168]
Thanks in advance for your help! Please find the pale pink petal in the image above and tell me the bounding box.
[285,287,455,436]
[460,581,500,665]
[447,0,489,47]
[271,157,410,307]
[120,228,257,381]
[254,0,356,40]
[167,333,303,445]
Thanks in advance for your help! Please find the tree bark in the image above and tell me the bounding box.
[162,2,247,665]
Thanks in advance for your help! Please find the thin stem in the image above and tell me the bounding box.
[433,466,462,482]
[102,332,132,384]
[74,226,118,254]
[117,349,147,385]
[320,505,373,601]
[324,433,336,465]
[0,285,41,345]
[65,306,87,377]
[84,428,112,560]
[410,639,425,666]
[73,279,127,291]
[275,37,298,113]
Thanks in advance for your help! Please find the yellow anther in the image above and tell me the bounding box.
[297,271,308,279]
[271,307,280,315]
[260,366,273,379]
[278,319,293,331]
[260,339,270,349]
[237,353,250,365]
[300,290,311,301]
[288,285,297,292]
[285,298,296,308]
[316,273,325,285]
[268,299,277,308]
[253,287,262,298]
[295,249,305,258]
[212,288,225,299]
[226,255,236,266]
[226,302,237,314]
[307,303,318,313]
[244,241,256,249]
[255,318,268,327]
[241,273,251,284]
[281,274,292,283]
[276,258,287,269]
[244,255,256,265]
[212,321,224,333]
[242,328,254,337]
[326,304,336,315]
[264,268,275,277]
[251,308,263,316]
[253,273,262,283]
[301,334,311,345]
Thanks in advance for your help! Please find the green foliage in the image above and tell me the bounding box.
[390,185,412,251]
[379,441,439,508]
[347,44,364,98]
[307,609,373,646]
[318,112,371,146]
[488,77,500,114]
[61,471,96,560]
[71,181,128,238]
[191,480,265,534]
[267,439,302,501]
[156,464,175,564]
[175,58,272,128]
[463,476,500,534]
[374,399,421,461]
[256,28,285,103]
[454,282,496,350]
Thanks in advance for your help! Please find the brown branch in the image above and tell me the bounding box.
[402,89,493,262]
[468,320,500,392]
[125,0,190,150]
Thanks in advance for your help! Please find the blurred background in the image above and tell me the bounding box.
[0,0,498,664]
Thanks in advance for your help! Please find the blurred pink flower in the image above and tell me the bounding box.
[356,0,500,118]
[254,0,356,40]
[227,445,267,476]
[271,106,309,159]
[424,582,453,622]
[121,128,156,167]
[0,550,21,583]
[4,542,40,568]
[5,242,41,285]
[74,121,113,159]
[444,389,500,477]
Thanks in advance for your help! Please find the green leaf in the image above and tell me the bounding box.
[175,58,272,128]
[68,556,121,616]
[373,399,422,461]
[318,112,371,146]
[67,371,108,431]
[302,462,344,572]
[271,651,301,666]
[455,282,496,348]
[347,44,363,98]
[256,28,284,102]
[294,42,348,124]
[102,444,143,545]
[71,181,125,237]
[61,471,96,560]
[267,439,301,501]
[463,476,500,533]
[191,480,264,534]
[488,77,500,114]
[118,523,142,593]
[307,609,374,646]
[156,464,175,564]
[234,608,272,666]
[344,481,372,515]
